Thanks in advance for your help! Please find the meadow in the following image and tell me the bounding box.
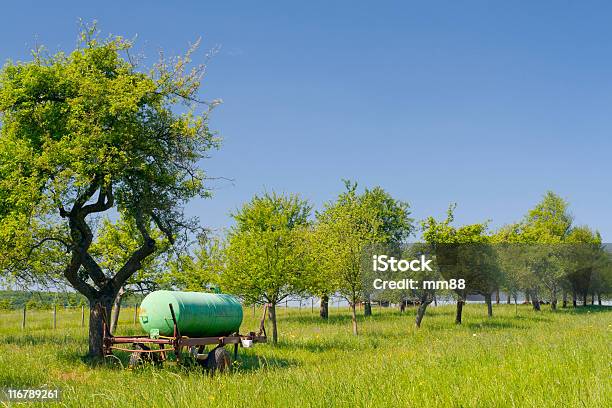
[0,303,610,407]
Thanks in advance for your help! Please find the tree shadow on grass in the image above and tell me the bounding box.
[415,314,548,332]
[465,320,529,330]
[561,305,612,315]
[81,347,298,374]
[235,353,297,373]
[273,339,360,353]
[510,314,552,323]
[1,333,82,347]
[278,311,407,326]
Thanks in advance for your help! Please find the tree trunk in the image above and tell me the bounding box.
[525,291,530,303]
[268,304,278,344]
[562,290,567,308]
[550,286,557,311]
[88,297,113,358]
[399,300,406,313]
[484,293,493,317]
[507,292,511,304]
[597,293,602,306]
[415,299,431,328]
[495,289,500,304]
[591,293,595,305]
[514,294,518,315]
[433,295,438,307]
[583,293,587,306]
[531,290,541,311]
[319,294,329,319]
[364,298,372,317]
[109,286,126,334]
[572,291,577,307]
[350,302,358,335]
[455,298,464,324]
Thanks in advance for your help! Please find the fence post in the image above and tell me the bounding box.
[53,304,57,329]
[81,305,85,327]
[22,306,26,329]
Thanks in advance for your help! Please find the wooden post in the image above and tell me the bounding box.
[133,305,138,325]
[53,304,57,329]
[22,306,26,329]
[81,305,85,327]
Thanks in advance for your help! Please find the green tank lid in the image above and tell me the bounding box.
[138,290,243,337]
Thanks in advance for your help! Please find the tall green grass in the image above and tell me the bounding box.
[0,304,610,407]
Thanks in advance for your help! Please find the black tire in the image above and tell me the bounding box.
[128,344,160,368]
[206,346,231,373]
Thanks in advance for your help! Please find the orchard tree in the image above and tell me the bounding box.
[375,242,440,328]
[222,192,311,344]
[301,229,336,319]
[312,181,384,335]
[0,27,219,357]
[359,186,413,316]
[564,226,603,306]
[161,235,225,292]
[520,192,573,310]
[308,182,412,320]
[497,192,601,311]
[422,205,501,323]
[492,224,529,310]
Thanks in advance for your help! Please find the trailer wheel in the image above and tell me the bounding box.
[206,346,231,373]
[128,344,160,368]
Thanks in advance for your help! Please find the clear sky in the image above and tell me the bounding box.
[2,1,611,239]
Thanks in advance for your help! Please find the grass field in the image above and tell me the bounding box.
[0,303,610,407]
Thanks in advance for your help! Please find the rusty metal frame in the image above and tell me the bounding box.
[103,302,269,366]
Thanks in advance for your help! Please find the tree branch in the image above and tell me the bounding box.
[109,208,157,291]
[151,212,175,244]
[82,184,114,216]
[81,252,109,290]
[63,251,97,300]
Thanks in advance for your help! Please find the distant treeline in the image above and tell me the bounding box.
[0,290,144,310]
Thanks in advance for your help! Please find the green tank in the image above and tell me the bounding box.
[138,290,243,337]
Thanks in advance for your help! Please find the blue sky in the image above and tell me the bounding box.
[2,1,611,239]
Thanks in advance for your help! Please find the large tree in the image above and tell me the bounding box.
[0,27,219,357]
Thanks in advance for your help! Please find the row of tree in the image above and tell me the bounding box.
[163,188,611,343]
